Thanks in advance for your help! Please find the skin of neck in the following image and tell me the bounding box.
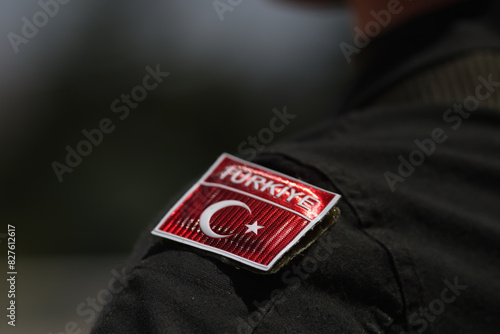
[348,0,466,35]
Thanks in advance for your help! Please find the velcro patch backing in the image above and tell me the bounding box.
[152,153,341,273]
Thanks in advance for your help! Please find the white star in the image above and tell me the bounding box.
[245,221,264,235]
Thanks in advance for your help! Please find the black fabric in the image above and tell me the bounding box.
[372,50,500,107]
[339,0,500,111]
[92,1,500,333]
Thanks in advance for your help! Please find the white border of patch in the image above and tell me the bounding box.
[151,153,341,272]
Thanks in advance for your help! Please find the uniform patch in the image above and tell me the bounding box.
[152,153,341,273]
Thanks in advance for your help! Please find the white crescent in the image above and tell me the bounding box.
[199,200,251,238]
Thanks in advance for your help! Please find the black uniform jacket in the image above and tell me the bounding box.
[92,0,500,332]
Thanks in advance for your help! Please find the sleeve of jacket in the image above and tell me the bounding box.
[90,153,408,334]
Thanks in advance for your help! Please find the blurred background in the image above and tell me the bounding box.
[0,0,353,332]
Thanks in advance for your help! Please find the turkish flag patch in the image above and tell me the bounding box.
[152,153,341,273]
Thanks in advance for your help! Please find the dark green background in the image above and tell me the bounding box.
[0,1,356,333]
[1,0,353,256]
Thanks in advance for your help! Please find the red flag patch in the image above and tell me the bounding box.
[152,153,341,272]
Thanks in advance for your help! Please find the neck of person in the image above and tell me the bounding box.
[349,0,467,35]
